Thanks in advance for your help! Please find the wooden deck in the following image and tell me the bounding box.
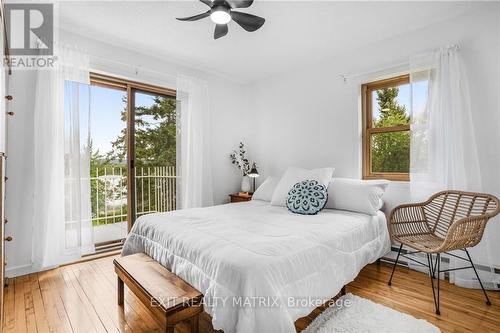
[3,255,500,332]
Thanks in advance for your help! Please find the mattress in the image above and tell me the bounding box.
[122,200,390,333]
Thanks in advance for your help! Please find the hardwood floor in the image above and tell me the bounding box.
[3,256,500,333]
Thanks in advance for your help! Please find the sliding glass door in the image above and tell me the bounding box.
[133,90,177,222]
[88,74,177,249]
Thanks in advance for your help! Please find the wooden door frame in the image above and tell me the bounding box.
[89,72,176,231]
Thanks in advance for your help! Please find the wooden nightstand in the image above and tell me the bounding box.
[229,193,252,203]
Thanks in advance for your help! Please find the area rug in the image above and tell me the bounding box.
[303,293,441,333]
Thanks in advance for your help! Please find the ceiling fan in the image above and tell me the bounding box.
[176,0,265,39]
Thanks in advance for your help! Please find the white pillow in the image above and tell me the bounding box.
[271,167,335,206]
[325,178,389,215]
[252,176,279,202]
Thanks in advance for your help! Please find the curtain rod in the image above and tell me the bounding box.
[339,60,409,82]
[87,53,178,80]
[340,44,461,82]
[42,42,180,80]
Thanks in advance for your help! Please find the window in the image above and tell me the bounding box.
[362,75,410,181]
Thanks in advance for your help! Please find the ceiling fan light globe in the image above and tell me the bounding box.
[210,10,231,24]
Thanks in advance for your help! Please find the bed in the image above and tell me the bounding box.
[122,200,390,333]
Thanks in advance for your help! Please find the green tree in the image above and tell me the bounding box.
[106,96,177,167]
[371,87,410,173]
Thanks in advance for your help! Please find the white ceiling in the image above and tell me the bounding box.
[59,1,484,82]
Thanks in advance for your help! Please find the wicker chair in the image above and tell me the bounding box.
[387,190,500,315]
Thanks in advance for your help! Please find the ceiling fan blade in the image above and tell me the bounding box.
[227,0,254,9]
[214,24,229,39]
[176,10,211,21]
[199,0,214,8]
[230,11,265,32]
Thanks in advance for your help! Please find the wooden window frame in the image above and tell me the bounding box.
[89,72,176,231]
[362,74,410,181]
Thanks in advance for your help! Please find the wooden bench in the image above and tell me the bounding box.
[114,253,203,333]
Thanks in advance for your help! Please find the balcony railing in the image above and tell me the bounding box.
[91,166,177,226]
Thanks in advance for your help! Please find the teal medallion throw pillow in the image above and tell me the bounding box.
[286,180,328,215]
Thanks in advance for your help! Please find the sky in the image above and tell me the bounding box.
[371,81,428,123]
[89,86,157,155]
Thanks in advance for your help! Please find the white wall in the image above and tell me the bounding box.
[4,30,252,277]
[246,5,500,264]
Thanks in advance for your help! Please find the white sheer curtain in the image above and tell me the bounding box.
[32,46,93,271]
[177,75,214,209]
[409,45,498,289]
[64,80,94,255]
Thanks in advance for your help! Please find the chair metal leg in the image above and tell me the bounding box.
[464,248,492,306]
[428,253,435,278]
[388,244,403,286]
[431,253,438,279]
[436,253,440,315]
[427,254,440,315]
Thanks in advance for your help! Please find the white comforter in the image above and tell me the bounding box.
[122,200,390,333]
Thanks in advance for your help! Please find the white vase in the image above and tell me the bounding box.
[241,175,251,193]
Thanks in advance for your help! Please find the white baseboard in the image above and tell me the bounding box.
[382,246,500,289]
[5,264,35,278]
